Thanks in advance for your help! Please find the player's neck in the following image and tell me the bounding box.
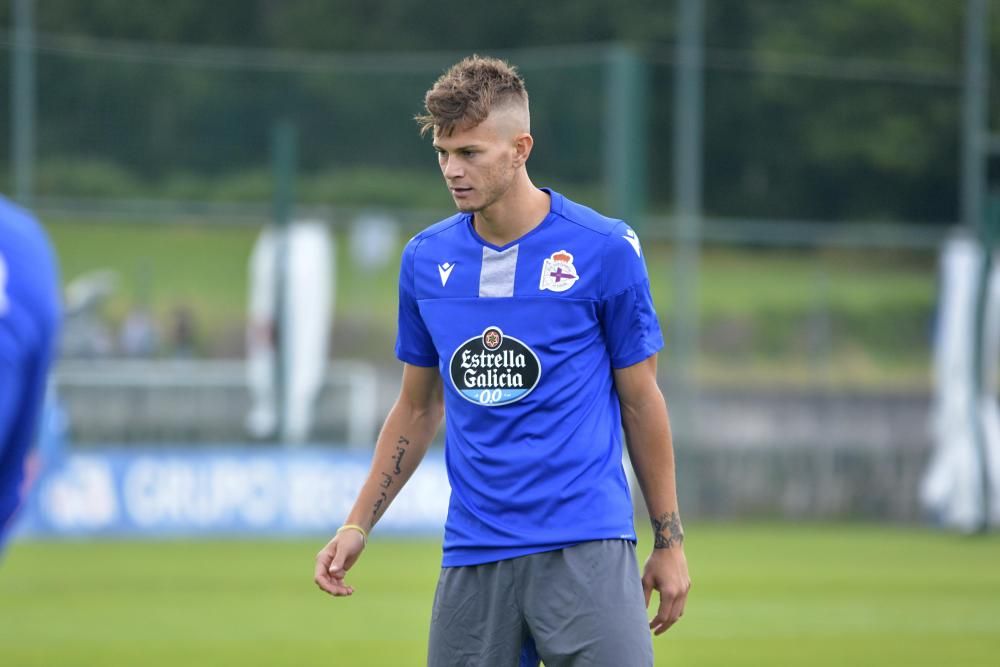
[473,175,550,247]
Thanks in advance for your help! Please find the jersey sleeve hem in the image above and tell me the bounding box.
[395,348,438,367]
[610,342,663,370]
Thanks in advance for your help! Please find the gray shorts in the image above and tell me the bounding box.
[427,539,653,667]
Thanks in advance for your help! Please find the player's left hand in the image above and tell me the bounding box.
[641,547,691,635]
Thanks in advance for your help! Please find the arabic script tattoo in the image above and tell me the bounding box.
[367,436,413,530]
[370,492,387,529]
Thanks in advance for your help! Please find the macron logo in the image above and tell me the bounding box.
[438,261,456,287]
[622,229,642,257]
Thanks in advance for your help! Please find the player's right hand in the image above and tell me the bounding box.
[314,530,366,597]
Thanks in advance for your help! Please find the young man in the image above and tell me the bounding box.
[315,55,690,665]
[0,196,61,556]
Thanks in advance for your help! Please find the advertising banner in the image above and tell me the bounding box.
[14,449,450,538]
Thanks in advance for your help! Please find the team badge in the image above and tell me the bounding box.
[539,250,579,293]
[449,327,542,406]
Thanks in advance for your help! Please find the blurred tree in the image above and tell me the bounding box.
[19,0,263,45]
[712,0,964,221]
[1,0,998,223]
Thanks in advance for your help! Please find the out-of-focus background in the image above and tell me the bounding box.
[2,1,1000,665]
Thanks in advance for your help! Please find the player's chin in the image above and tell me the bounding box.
[454,201,481,213]
[450,191,484,212]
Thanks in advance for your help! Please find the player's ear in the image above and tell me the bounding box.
[512,133,533,168]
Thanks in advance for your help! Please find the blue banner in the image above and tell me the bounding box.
[13,448,450,538]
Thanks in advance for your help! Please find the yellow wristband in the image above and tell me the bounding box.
[336,524,368,546]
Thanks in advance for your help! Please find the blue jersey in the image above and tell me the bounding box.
[395,189,663,567]
[0,197,61,550]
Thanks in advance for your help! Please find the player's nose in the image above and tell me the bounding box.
[443,159,464,180]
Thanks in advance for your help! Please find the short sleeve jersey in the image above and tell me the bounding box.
[0,197,61,545]
[396,189,663,567]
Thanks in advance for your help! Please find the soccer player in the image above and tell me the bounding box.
[0,196,61,556]
[315,55,690,665]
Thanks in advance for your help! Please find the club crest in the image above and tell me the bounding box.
[539,250,579,293]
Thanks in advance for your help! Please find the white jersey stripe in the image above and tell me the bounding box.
[478,245,519,298]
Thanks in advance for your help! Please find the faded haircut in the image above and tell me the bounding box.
[415,55,529,137]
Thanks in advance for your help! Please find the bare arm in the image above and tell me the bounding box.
[614,354,691,635]
[314,363,444,597]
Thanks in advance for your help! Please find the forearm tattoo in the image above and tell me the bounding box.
[392,447,406,475]
[368,435,412,530]
[651,511,684,549]
[370,492,387,529]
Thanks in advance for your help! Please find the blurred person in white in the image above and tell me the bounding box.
[0,195,61,556]
[246,220,333,442]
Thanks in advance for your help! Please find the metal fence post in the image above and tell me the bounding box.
[11,0,36,205]
[671,0,705,440]
[604,43,648,231]
[272,119,297,445]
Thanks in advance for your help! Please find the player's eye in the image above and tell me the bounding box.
[461,150,476,158]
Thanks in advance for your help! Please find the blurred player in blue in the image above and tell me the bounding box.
[0,196,61,556]
[315,56,690,666]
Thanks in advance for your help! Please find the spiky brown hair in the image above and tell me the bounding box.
[415,55,529,137]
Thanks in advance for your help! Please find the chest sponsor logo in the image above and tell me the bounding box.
[539,250,579,293]
[449,327,541,406]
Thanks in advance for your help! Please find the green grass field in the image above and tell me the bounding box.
[2,522,998,666]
